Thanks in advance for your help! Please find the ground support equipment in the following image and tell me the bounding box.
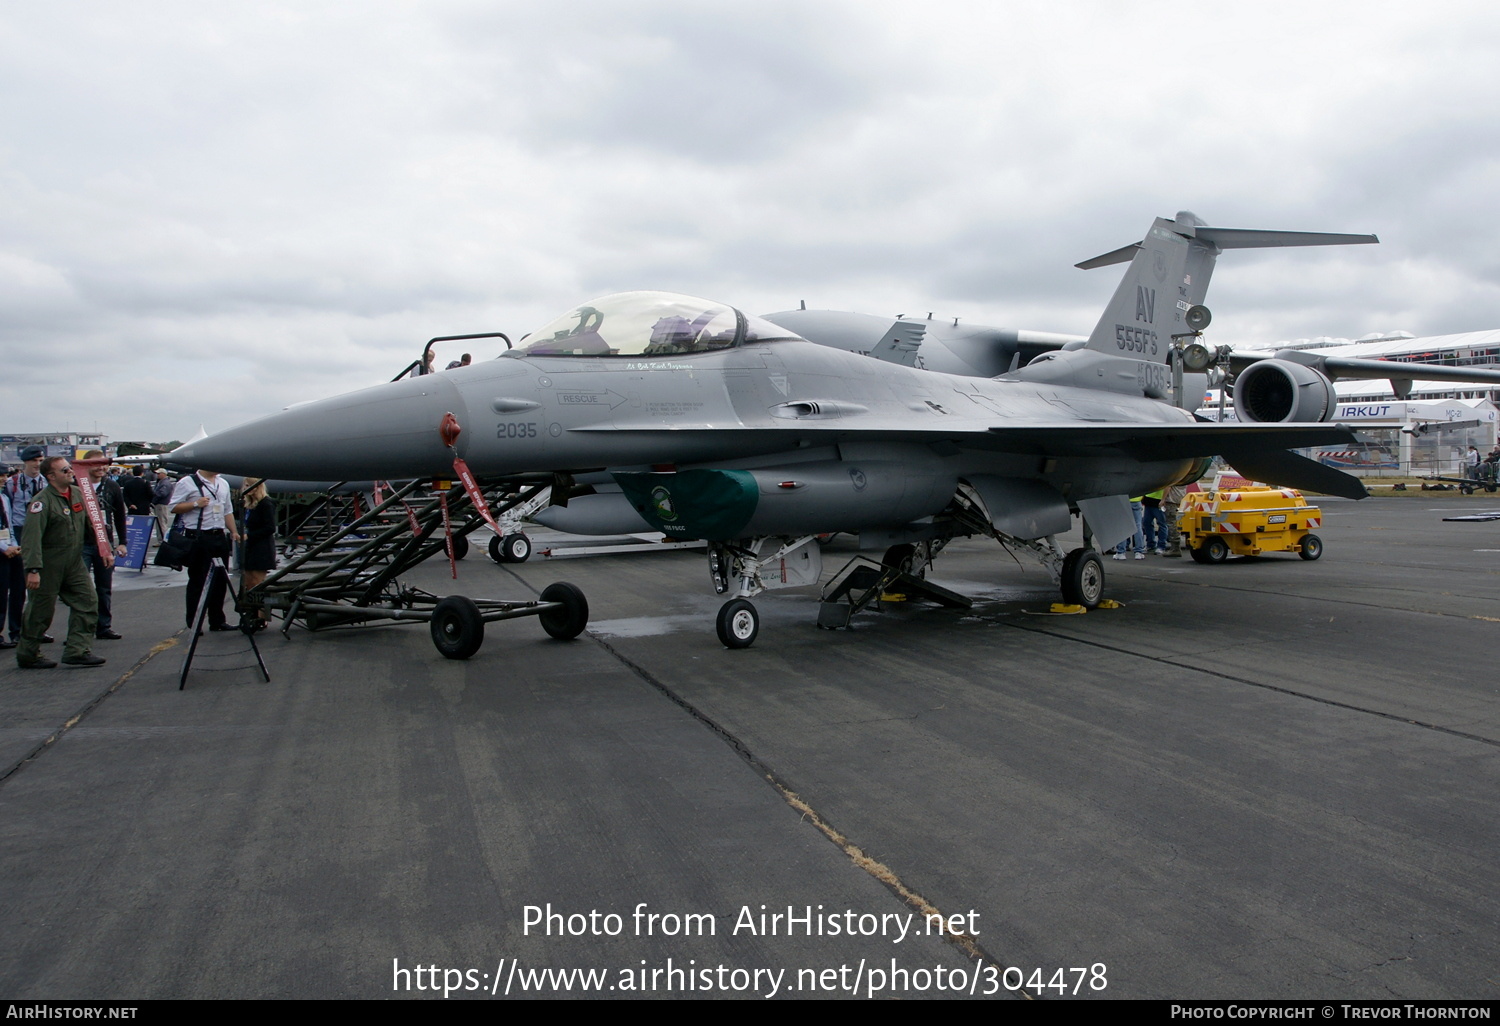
[817,554,971,630]
[1179,485,1323,562]
[247,478,588,659]
[1421,471,1499,495]
[278,490,373,557]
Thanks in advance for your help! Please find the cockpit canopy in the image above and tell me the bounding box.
[515,291,804,358]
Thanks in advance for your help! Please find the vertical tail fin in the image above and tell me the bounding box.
[1077,211,1378,359]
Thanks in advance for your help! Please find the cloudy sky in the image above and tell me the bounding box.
[5,1,1499,442]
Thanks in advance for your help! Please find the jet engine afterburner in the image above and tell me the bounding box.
[1232,359,1338,423]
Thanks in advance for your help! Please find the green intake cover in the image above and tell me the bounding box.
[612,469,759,541]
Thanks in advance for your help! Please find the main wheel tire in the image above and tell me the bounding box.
[488,534,505,563]
[430,595,484,659]
[716,598,759,649]
[881,543,915,573]
[1060,548,1105,608]
[1203,537,1230,563]
[538,582,588,639]
[880,542,929,578]
[1298,533,1323,561]
[503,533,532,563]
[449,533,469,561]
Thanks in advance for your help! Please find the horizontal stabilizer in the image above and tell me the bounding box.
[1074,224,1376,271]
[1106,423,1358,460]
[1075,243,1141,270]
[1194,228,1379,250]
[1077,212,1378,356]
[1217,448,1368,500]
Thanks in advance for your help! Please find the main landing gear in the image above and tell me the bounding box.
[997,534,1105,610]
[1060,548,1105,607]
[703,530,1110,648]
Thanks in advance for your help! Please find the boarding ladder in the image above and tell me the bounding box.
[247,477,551,633]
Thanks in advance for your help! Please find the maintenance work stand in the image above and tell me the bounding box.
[243,476,588,659]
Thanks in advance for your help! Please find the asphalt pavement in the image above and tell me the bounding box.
[1,498,1496,1000]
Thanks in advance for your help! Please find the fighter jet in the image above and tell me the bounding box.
[176,211,1500,647]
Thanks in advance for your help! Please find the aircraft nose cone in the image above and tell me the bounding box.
[174,374,470,480]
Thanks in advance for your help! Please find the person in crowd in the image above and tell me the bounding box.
[1464,445,1481,482]
[1141,489,1168,555]
[238,479,277,631]
[5,446,47,547]
[80,451,127,641]
[121,466,154,516]
[3,448,48,644]
[15,457,103,669]
[1480,446,1500,485]
[169,468,240,632]
[1162,484,1188,558]
[0,467,23,649]
[445,353,472,370]
[1112,497,1147,560]
[151,468,176,539]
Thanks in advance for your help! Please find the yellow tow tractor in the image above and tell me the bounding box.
[1178,478,1324,564]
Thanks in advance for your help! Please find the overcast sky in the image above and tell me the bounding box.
[5,1,1500,442]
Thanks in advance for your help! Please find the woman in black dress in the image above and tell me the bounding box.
[239,479,276,629]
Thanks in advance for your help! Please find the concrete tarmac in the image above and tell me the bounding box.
[1,498,1496,1000]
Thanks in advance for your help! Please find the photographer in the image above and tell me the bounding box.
[170,469,241,632]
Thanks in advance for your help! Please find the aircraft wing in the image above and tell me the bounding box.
[1230,350,1500,388]
[975,423,1368,498]
[573,419,1355,455]
[574,421,1367,497]
[1402,418,1484,435]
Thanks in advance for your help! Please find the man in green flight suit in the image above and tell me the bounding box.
[16,456,105,669]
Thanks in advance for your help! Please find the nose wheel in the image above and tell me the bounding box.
[489,532,532,563]
[716,599,760,649]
